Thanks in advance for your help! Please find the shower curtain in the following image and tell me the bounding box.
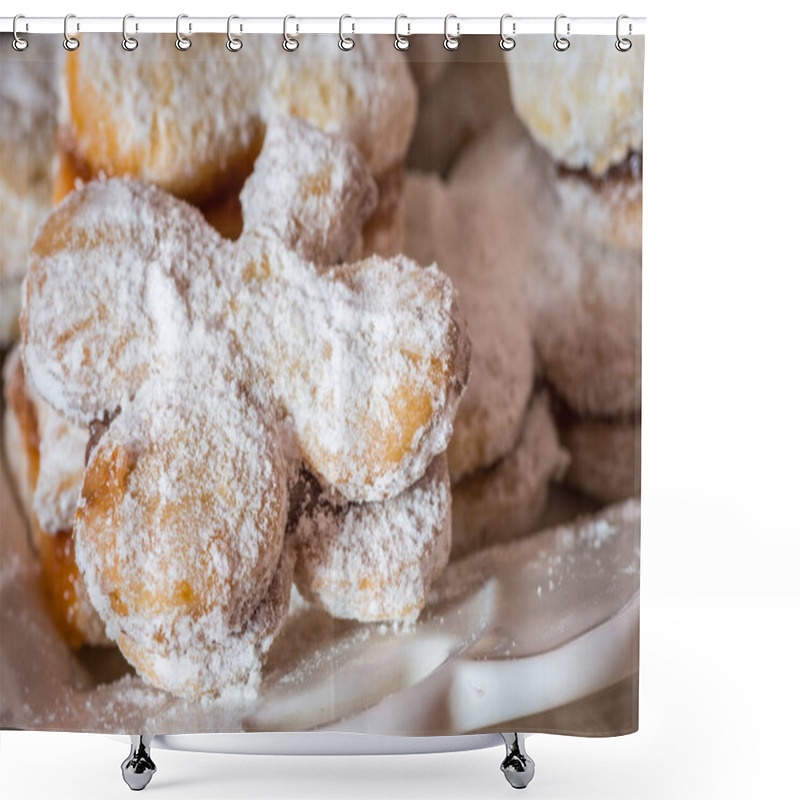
[0,28,643,738]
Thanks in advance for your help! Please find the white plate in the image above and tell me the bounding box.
[1,459,639,737]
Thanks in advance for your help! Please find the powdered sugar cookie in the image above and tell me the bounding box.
[59,34,416,250]
[360,165,406,258]
[22,180,225,425]
[3,347,110,647]
[116,544,296,698]
[405,170,534,482]
[20,129,468,679]
[450,394,569,559]
[558,410,641,503]
[554,154,643,253]
[405,118,556,483]
[147,113,379,251]
[29,395,109,647]
[240,115,377,263]
[291,454,451,622]
[506,35,644,176]
[533,234,642,417]
[2,349,39,534]
[75,377,289,696]
[452,119,641,417]
[234,239,469,501]
[62,34,265,205]
[31,390,88,538]
[262,35,416,182]
[25,144,467,504]
[38,525,110,649]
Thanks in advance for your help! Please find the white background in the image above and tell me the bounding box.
[2,0,799,798]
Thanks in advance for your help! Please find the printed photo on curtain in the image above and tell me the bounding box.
[0,28,643,746]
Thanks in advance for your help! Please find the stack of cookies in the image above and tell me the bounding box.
[504,35,644,503]
[1,34,642,699]
[55,34,417,256]
[6,36,472,697]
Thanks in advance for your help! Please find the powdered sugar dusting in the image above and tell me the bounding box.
[62,34,265,203]
[2,450,638,730]
[18,124,469,695]
[261,35,418,178]
[22,180,224,426]
[432,499,640,620]
[506,35,644,175]
[23,173,468,503]
[63,33,416,200]
[31,394,88,535]
[233,239,469,501]
[74,374,289,696]
[554,158,643,253]
[292,454,451,622]
[241,115,377,264]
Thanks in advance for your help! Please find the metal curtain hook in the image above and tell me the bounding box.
[444,14,460,51]
[63,14,80,51]
[12,14,28,51]
[176,14,192,51]
[339,14,355,51]
[283,15,299,52]
[122,14,138,51]
[500,14,516,51]
[394,14,410,51]
[554,14,570,51]
[615,14,632,51]
[227,15,243,51]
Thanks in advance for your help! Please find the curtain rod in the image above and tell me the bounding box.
[1,16,646,37]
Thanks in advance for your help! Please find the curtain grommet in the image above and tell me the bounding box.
[339,14,355,51]
[175,14,192,51]
[394,14,410,51]
[554,14,570,51]
[227,15,243,52]
[63,13,80,51]
[444,14,460,51]
[499,14,516,51]
[122,14,139,51]
[283,15,299,52]
[615,15,632,51]
[12,15,29,51]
